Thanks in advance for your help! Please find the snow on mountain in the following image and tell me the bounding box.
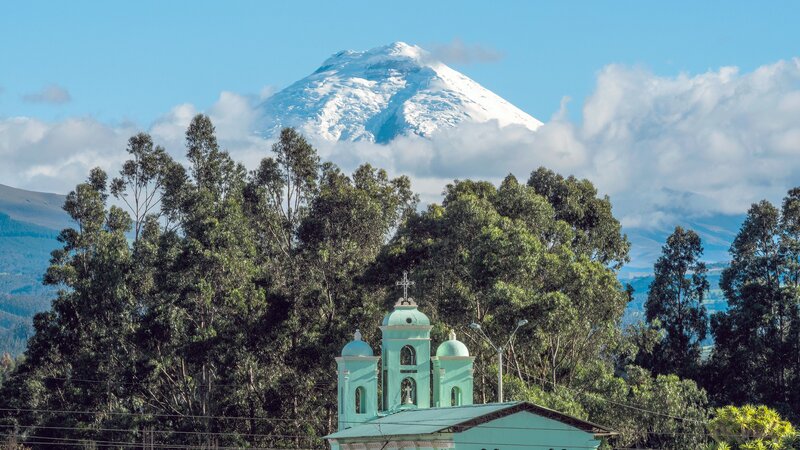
[259,42,542,143]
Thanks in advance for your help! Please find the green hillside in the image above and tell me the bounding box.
[0,210,63,355]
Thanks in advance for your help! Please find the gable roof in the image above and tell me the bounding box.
[325,401,616,441]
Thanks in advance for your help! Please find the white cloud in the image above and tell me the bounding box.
[0,92,268,194]
[429,38,504,65]
[22,84,72,104]
[0,117,135,193]
[570,59,800,227]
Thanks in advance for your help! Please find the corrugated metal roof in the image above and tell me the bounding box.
[325,401,615,440]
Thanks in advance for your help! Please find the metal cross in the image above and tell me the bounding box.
[396,271,415,302]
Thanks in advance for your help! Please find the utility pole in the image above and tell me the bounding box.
[470,319,529,403]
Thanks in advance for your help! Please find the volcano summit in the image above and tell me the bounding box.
[259,42,542,143]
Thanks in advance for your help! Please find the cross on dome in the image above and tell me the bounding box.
[395,271,417,306]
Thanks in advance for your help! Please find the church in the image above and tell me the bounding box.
[324,276,615,450]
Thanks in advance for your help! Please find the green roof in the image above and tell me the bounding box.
[341,339,373,357]
[325,401,615,441]
[382,306,430,326]
[436,339,469,357]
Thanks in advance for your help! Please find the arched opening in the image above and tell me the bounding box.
[355,386,365,414]
[401,377,417,405]
[400,345,416,365]
[451,386,462,406]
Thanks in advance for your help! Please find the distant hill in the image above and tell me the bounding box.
[0,184,68,355]
[0,183,71,231]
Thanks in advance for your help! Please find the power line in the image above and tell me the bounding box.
[0,407,723,439]
[0,432,315,450]
[36,375,338,390]
[0,423,319,441]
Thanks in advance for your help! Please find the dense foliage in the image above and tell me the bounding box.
[370,172,629,395]
[0,118,415,448]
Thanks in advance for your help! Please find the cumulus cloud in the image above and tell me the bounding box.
[429,38,504,65]
[0,91,268,194]
[570,59,800,227]
[22,84,72,104]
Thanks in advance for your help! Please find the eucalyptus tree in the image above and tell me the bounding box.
[708,193,800,422]
[641,226,708,377]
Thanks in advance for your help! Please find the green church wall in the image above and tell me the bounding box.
[454,411,601,450]
[432,357,474,407]
[336,355,380,430]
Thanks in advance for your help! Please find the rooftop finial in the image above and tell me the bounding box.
[449,329,457,341]
[354,329,362,341]
[395,271,417,306]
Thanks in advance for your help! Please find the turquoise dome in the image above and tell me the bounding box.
[436,330,469,357]
[382,306,430,326]
[341,330,374,357]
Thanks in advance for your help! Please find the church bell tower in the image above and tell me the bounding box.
[380,272,432,411]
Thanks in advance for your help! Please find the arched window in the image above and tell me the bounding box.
[401,377,417,405]
[451,386,462,406]
[400,345,416,365]
[355,386,365,414]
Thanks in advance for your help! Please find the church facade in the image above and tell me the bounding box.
[325,279,615,450]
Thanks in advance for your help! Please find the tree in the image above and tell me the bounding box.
[0,167,141,445]
[640,226,708,377]
[241,129,416,445]
[503,362,710,450]
[0,353,16,387]
[109,133,174,241]
[527,167,630,269]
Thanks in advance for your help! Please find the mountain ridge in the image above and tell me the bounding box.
[0,183,70,231]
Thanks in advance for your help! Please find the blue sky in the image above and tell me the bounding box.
[1,1,797,124]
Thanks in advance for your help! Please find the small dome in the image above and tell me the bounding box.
[436,330,469,357]
[342,329,373,357]
[382,306,430,326]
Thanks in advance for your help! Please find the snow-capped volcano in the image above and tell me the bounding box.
[259,42,542,143]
